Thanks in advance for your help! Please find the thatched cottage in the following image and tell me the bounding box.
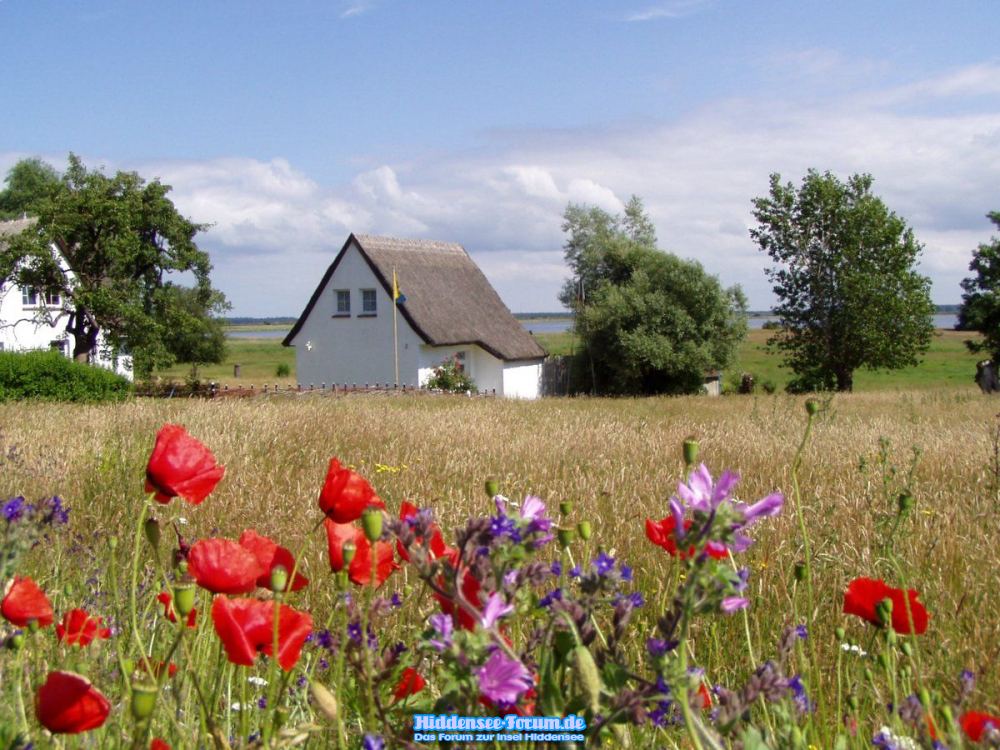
[283,234,548,398]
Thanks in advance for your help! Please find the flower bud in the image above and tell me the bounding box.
[342,540,357,566]
[835,627,846,642]
[864,668,874,683]
[577,521,592,541]
[805,400,819,416]
[793,561,807,582]
[310,681,339,722]
[63,583,75,598]
[176,560,189,575]
[875,598,893,626]
[131,680,158,720]
[572,645,602,713]
[173,581,196,618]
[877,653,890,670]
[683,439,699,467]
[897,491,914,514]
[886,629,897,647]
[144,518,161,549]
[361,507,383,543]
[901,642,913,657]
[27,619,39,633]
[8,633,24,651]
[557,528,576,549]
[559,501,573,517]
[484,480,499,498]
[847,695,859,711]
[109,536,119,551]
[270,565,289,593]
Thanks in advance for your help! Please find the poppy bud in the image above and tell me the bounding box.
[484,480,499,498]
[559,501,573,517]
[131,680,158,720]
[342,540,357,566]
[403,585,413,597]
[897,491,914,514]
[793,561,807,582]
[557,528,576,549]
[577,521,592,541]
[310,681,339,722]
[847,695,859,711]
[683,439,698,467]
[877,653,890,670]
[173,582,196,618]
[805,400,819,416]
[27,619,39,633]
[835,627,846,642]
[864,668,874,683]
[63,583,75,598]
[901,642,913,657]
[875,598,893,626]
[361,507,383,543]
[144,518,161,549]
[109,536,119,550]
[270,565,289,593]
[8,633,24,651]
[886,629,897,646]
[176,560,189,575]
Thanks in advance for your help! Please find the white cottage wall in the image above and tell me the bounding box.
[502,362,542,399]
[416,344,504,394]
[292,243,424,388]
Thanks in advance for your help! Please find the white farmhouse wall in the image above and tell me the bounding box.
[291,243,424,388]
[416,344,505,394]
[502,361,542,399]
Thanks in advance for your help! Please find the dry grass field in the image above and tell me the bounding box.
[2,386,998,734]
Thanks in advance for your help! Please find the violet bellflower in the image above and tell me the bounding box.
[428,613,453,652]
[477,650,533,705]
[670,463,784,554]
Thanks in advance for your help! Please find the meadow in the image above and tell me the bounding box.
[1,386,998,746]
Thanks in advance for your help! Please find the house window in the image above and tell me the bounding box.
[361,289,377,314]
[22,288,37,307]
[44,291,60,306]
[455,351,467,371]
[335,289,350,315]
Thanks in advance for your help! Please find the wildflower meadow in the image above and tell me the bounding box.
[0,390,998,748]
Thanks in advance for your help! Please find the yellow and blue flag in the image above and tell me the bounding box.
[393,270,406,305]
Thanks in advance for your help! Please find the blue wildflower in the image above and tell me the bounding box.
[550,560,562,577]
[569,565,582,578]
[390,593,403,607]
[2,496,25,522]
[363,733,386,750]
[647,638,678,657]
[539,588,563,608]
[619,563,633,582]
[593,552,615,575]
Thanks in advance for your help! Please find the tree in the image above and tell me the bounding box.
[0,154,227,378]
[750,170,935,392]
[957,212,1000,362]
[561,198,747,395]
[158,284,229,381]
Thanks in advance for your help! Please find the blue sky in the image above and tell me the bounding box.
[1,1,998,315]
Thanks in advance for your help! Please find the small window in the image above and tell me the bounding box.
[44,291,60,306]
[455,351,467,371]
[22,288,37,307]
[335,289,350,315]
[362,289,377,314]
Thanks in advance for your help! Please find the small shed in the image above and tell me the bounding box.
[283,234,548,398]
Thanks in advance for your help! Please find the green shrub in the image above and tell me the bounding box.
[426,355,476,393]
[0,350,132,402]
[276,363,291,378]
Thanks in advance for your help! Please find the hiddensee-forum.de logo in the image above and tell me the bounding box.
[412,713,587,743]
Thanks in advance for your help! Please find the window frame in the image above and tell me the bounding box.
[334,289,351,316]
[361,288,377,315]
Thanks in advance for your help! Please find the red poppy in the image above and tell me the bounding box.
[145,423,225,505]
[318,458,385,523]
[645,516,728,560]
[56,609,112,647]
[138,660,179,679]
[156,593,197,628]
[188,538,266,595]
[238,530,309,592]
[694,682,712,710]
[392,668,426,702]
[433,567,483,631]
[961,711,1000,742]
[397,501,455,563]
[151,739,171,750]
[843,577,928,635]
[324,519,399,587]
[2,576,54,628]
[210,596,313,671]
[34,671,111,734]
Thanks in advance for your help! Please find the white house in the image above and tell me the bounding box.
[0,218,132,379]
[284,234,548,398]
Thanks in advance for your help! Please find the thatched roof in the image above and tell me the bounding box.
[284,234,547,362]
[0,216,37,243]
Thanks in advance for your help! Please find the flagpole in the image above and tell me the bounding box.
[393,268,399,386]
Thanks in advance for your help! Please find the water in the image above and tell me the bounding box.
[224,314,959,339]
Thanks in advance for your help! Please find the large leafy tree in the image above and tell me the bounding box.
[751,170,935,392]
[562,198,747,395]
[957,212,1000,362]
[0,154,227,377]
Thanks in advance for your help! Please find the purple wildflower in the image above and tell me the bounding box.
[550,560,562,577]
[521,496,553,534]
[315,629,335,650]
[539,588,563,608]
[593,552,615,575]
[625,591,645,608]
[647,638,678,656]
[480,593,514,629]
[390,593,403,607]
[2,496,25,522]
[257,696,267,709]
[428,614,453,651]
[795,624,808,640]
[477,650,533,705]
[568,565,582,578]
[347,622,362,643]
[362,734,386,750]
[619,563,633,582]
[721,596,750,613]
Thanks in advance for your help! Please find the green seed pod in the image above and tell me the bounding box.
[484,480,500,498]
[878,653,890,670]
[864,668,875,683]
[805,400,819,416]
[173,581,196,618]
[835,627,846,642]
[875,598,893,626]
[131,680,158,720]
[310,681,339,722]
[557,528,576,549]
[897,491,914,513]
[144,517,161,549]
[361,507,383,543]
[8,633,24,651]
[577,521,592,541]
[342,540,357,566]
[683,439,699,467]
[572,645,602,713]
[27,619,39,634]
[63,583,75,598]
[108,536,119,551]
[559,501,573,517]
[176,560,189,575]
[793,561,807,582]
[901,641,913,657]
[887,629,898,647]
[847,695,859,712]
[270,565,289,593]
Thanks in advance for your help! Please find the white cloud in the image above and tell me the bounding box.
[625,0,714,22]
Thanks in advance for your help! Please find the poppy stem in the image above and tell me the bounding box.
[129,502,156,678]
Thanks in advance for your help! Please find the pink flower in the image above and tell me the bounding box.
[477,650,533,705]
